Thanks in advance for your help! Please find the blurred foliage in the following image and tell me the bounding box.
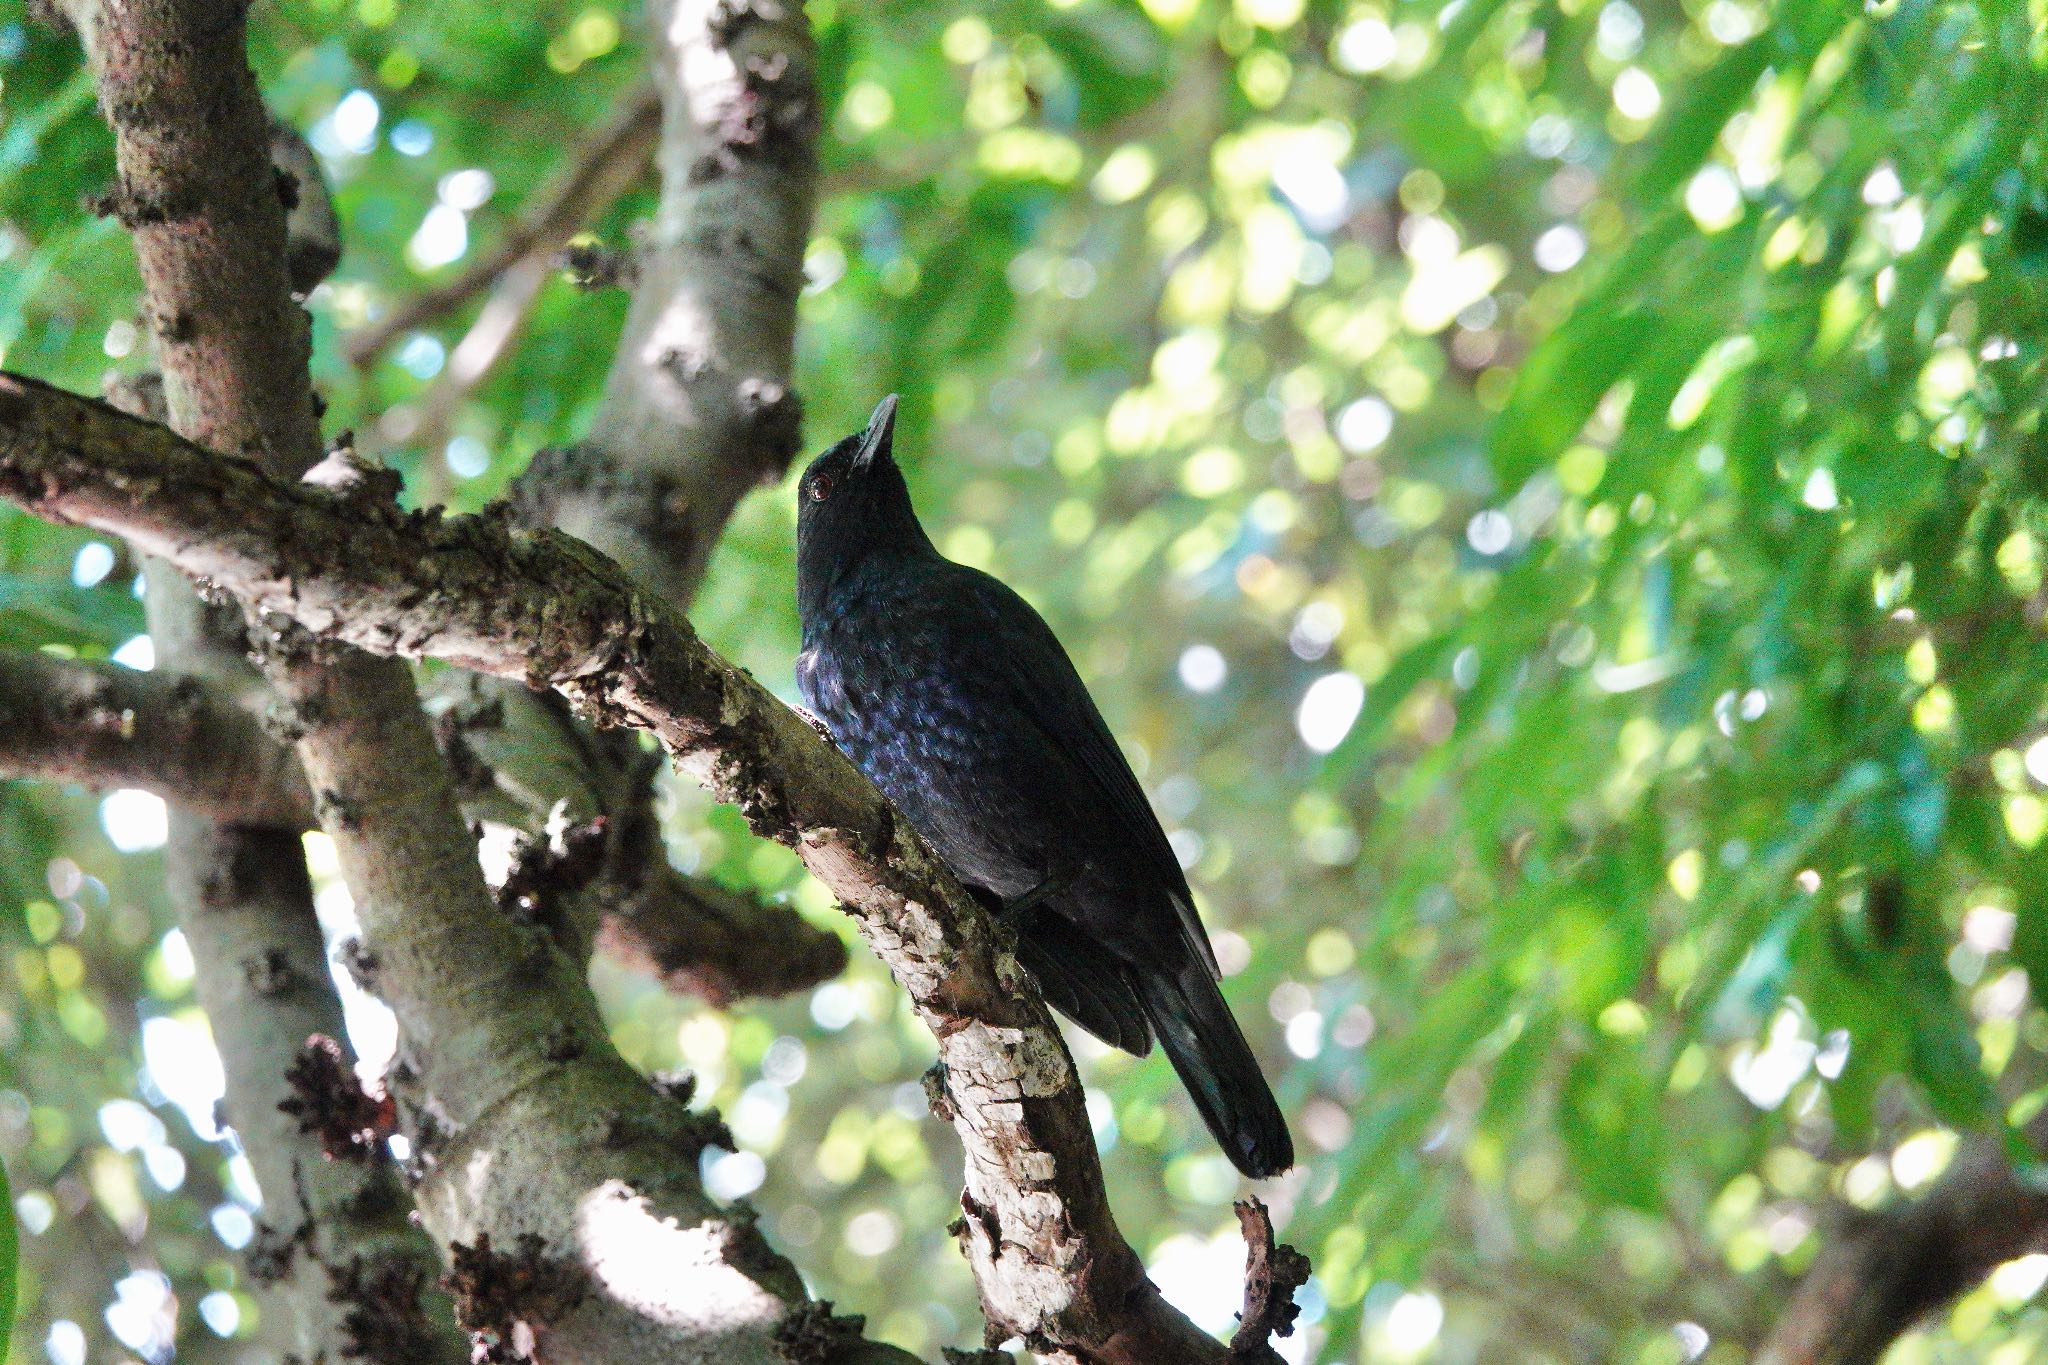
[6,0,2048,1361]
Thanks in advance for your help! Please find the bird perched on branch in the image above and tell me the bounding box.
[795,396,1293,1179]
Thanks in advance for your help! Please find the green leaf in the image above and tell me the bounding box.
[1631,38,1775,207]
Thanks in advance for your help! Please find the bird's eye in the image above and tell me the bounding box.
[808,474,834,502]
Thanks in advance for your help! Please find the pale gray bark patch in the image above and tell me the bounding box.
[581,0,820,609]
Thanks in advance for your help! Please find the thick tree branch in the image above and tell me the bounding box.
[0,649,310,826]
[1758,1118,2048,1365]
[565,0,819,610]
[255,620,879,1365]
[0,373,1303,1361]
[0,648,846,1003]
[344,83,661,370]
[385,0,841,1013]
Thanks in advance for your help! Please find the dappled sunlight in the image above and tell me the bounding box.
[574,1181,783,1327]
[6,0,2048,1357]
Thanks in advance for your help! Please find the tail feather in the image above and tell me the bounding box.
[1136,964,1294,1178]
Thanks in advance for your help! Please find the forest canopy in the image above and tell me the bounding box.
[2,0,2047,1362]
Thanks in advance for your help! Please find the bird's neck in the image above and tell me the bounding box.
[797,521,939,630]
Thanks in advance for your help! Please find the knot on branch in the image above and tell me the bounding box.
[922,1061,956,1123]
[334,1252,443,1363]
[147,302,196,345]
[303,436,403,507]
[689,18,819,184]
[773,1299,869,1364]
[444,1232,587,1364]
[338,936,381,992]
[102,371,169,423]
[246,1218,307,1285]
[557,240,636,290]
[604,1070,734,1158]
[279,1033,396,1162]
[1227,1199,1312,1361]
[196,830,287,908]
[737,375,803,473]
[506,444,687,547]
[84,180,200,229]
[496,810,609,935]
[242,947,302,997]
[650,1069,699,1106]
[270,118,343,294]
[706,0,784,43]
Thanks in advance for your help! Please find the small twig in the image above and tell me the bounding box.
[558,240,635,290]
[371,255,550,488]
[344,83,661,370]
[1229,1199,1311,1360]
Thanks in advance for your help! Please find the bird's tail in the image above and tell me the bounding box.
[1136,961,1294,1178]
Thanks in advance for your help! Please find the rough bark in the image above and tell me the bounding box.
[53,0,888,1357]
[0,375,1294,1362]
[259,627,884,1365]
[1758,1121,2048,1365]
[140,560,462,1365]
[361,0,845,1005]
[566,0,818,609]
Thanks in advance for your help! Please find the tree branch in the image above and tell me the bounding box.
[1758,1118,2048,1365]
[0,648,846,1004]
[563,0,819,611]
[58,0,470,1351]
[0,649,310,826]
[343,83,661,370]
[383,0,845,1013]
[0,372,1305,1361]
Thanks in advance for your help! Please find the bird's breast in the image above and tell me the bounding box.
[799,630,1048,894]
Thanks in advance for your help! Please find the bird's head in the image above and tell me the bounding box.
[795,395,931,615]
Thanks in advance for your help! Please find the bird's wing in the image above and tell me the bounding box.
[965,571,1222,981]
[794,644,843,713]
[1013,930,1153,1055]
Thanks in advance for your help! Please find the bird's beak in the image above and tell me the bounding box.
[852,394,898,472]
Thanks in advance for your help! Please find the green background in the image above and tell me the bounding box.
[4,0,2048,1360]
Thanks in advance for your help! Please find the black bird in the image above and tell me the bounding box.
[794,396,1293,1178]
